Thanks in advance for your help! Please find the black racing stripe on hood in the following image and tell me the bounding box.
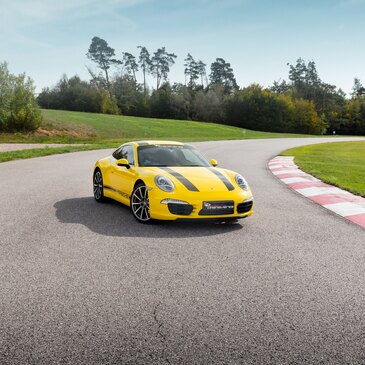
[206,167,235,191]
[159,167,199,192]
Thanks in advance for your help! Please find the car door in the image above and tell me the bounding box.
[109,145,137,204]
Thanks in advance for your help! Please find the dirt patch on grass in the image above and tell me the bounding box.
[34,126,97,138]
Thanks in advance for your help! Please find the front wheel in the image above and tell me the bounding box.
[130,183,152,223]
[93,169,105,202]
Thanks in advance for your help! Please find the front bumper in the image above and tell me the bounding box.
[148,188,254,221]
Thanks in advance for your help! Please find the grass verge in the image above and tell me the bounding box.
[0,109,314,144]
[0,144,116,163]
[0,109,346,163]
[281,141,365,196]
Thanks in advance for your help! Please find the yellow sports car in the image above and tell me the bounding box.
[93,141,253,223]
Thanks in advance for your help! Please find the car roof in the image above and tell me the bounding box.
[130,140,185,147]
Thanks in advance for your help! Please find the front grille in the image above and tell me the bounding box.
[237,200,253,213]
[168,203,194,216]
[199,200,234,216]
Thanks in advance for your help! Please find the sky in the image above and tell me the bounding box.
[0,0,364,95]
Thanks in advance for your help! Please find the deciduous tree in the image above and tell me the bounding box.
[37,75,102,113]
[0,62,42,132]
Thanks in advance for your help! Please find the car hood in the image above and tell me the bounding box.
[144,166,237,193]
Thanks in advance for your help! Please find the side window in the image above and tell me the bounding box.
[112,145,134,165]
[124,145,135,165]
[112,147,122,159]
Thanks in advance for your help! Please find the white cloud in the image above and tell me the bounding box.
[336,0,364,7]
[0,0,146,53]
[0,0,147,26]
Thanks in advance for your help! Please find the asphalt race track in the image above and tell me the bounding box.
[1,137,365,364]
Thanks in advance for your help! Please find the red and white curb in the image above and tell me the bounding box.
[268,156,365,229]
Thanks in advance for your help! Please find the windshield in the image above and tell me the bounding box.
[137,145,210,167]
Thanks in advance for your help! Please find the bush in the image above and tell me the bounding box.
[150,83,174,118]
[336,99,365,135]
[224,84,326,134]
[193,84,225,123]
[291,99,327,135]
[100,90,120,115]
[0,62,42,132]
[113,74,145,116]
[37,75,102,113]
[224,84,295,132]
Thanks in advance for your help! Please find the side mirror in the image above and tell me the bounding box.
[116,158,130,169]
[210,159,218,167]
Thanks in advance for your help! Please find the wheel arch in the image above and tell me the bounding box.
[93,165,101,174]
[134,179,145,190]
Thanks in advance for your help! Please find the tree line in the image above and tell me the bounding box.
[4,35,365,135]
[37,37,365,135]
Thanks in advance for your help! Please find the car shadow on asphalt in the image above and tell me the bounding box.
[54,197,243,238]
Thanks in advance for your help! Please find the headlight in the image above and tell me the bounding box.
[155,175,175,192]
[235,174,249,190]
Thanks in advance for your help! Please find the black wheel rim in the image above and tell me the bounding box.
[94,171,103,200]
[131,186,150,221]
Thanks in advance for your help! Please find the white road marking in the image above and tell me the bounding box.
[323,202,365,217]
[272,169,305,175]
[296,187,350,197]
[281,177,319,184]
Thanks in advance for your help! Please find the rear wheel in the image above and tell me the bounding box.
[93,169,105,202]
[131,183,152,223]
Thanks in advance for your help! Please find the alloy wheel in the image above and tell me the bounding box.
[93,170,104,201]
[131,185,151,222]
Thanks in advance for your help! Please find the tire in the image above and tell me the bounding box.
[93,169,105,202]
[130,183,152,223]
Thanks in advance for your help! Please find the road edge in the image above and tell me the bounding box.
[268,156,365,229]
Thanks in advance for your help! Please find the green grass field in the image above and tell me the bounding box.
[0,144,114,163]
[281,141,365,196]
[0,109,313,144]
[0,109,334,163]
